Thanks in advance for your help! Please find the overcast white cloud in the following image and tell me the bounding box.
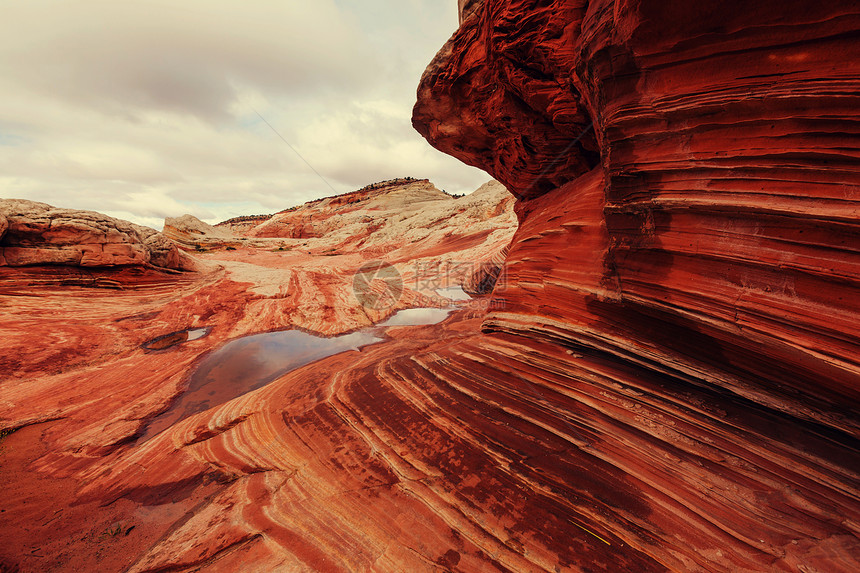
[0,0,488,229]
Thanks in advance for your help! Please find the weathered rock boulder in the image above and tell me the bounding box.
[162,214,239,249]
[0,199,194,271]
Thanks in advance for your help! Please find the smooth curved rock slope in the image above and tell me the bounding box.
[0,178,519,572]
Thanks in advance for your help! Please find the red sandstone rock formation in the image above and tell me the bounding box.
[0,177,518,572]
[2,2,859,572]
[414,0,860,424]
[162,214,242,250]
[0,199,194,272]
[410,0,860,569]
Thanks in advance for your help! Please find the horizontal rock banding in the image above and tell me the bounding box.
[0,199,194,271]
[412,0,860,570]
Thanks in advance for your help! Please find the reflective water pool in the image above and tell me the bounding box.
[142,327,211,351]
[377,307,452,326]
[435,285,473,301]
[138,307,453,442]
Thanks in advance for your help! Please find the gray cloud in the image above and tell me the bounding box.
[3,2,379,121]
[0,1,490,229]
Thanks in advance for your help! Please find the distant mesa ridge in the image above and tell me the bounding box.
[172,177,503,246]
[215,214,274,227]
[213,178,435,228]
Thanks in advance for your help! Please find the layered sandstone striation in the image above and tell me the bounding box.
[414,0,860,423]
[0,199,194,271]
[410,0,860,570]
[0,178,517,572]
[162,214,241,250]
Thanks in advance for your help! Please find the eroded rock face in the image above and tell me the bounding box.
[0,199,195,271]
[163,214,240,249]
[414,2,600,199]
[245,178,501,243]
[409,0,860,570]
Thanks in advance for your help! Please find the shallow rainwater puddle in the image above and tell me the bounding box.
[378,307,452,326]
[435,285,473,301]
[138,307,452,442]
[142,327,211,351]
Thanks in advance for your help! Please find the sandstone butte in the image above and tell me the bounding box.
[0,0,858,571]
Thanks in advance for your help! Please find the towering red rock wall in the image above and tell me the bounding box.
[412,0,860,569]
[416,0,860,430]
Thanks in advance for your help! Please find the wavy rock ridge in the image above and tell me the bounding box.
[0,179,518,572]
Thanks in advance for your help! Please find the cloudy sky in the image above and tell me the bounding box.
[0,0,487,229]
